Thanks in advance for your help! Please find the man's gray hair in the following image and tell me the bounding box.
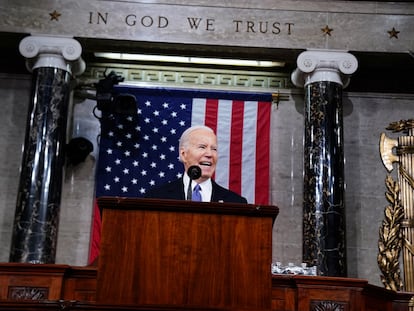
[179,125,215,150]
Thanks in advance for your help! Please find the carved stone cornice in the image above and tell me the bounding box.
[291,49,358,88]
[19,35,85,76]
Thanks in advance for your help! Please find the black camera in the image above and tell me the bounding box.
[95,71,137,115]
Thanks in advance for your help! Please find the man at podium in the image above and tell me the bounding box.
[146,125,247,203]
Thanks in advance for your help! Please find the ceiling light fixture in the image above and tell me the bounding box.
[94,52,285,68]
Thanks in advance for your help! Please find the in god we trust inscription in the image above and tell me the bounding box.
[87,11,295,36]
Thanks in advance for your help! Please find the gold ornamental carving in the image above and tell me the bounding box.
[379,119,414,309]
[377,175,404,291]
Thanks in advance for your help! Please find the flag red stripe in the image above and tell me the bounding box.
[255,101,271,204]
[204,98,218,133]
[204,99,219,180]
[88,200,101,265]
[229,101,244,194]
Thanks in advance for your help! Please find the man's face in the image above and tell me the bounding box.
[180,128,218,182]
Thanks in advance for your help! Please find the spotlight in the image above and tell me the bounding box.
[66,137,94,165]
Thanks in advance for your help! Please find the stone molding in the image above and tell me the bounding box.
[80,62,292,91]
[0,1,412,53]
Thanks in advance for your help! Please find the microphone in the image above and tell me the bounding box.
[187,165,201,200]
[187,165,201,180]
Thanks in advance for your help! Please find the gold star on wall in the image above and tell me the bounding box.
[49,10,61,21]
[387,27,400,39]
[321,25,333,36]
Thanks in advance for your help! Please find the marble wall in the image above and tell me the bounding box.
[271,90,414,286]
[0,73,413,287]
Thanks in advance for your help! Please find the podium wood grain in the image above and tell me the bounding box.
[96,197,279,310]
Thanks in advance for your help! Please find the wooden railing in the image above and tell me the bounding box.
[0,263,412,311]
[2,198,411,310]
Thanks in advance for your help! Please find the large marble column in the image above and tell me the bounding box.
[291,50,358,276]
[9,35,85,263]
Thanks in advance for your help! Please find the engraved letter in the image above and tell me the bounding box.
[285,22,294,35]
[141,16,154,27]
[206,18,215,31]
[272,22,281,34]
[159,16,168,28]
[259,21,268,34]
[247,21,255,33]
[233,20,242,32]
[125,14,137,26]
[187,17,203,29]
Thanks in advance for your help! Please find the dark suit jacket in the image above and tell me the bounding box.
[145,178,248,204]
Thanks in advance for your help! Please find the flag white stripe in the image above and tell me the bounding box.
[191,98,206,126]
[215,99,232,188]
[241,101,258,203]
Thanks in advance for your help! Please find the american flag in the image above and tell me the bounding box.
[95,85,272,204]
[90,85,272,263]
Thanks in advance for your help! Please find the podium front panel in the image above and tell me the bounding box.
[96,198,278,311]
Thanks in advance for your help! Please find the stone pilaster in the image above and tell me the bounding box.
[292,50,358,276]
[9,35,85,263]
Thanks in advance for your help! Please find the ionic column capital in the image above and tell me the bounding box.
[291,49,358,88]
[19,35,85,76]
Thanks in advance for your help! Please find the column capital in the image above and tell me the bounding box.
[19,35,85,76]
[291,49,358,88]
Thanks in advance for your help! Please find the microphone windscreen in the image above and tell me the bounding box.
[187,165,201,180]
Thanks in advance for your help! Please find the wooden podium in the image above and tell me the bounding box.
[96,197,279,310]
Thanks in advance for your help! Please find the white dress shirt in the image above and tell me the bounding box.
[183,173,212,202]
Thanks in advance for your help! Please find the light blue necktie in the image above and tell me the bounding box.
[192,184,202,202]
